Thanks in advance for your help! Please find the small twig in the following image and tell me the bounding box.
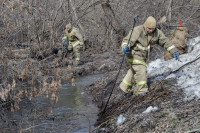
[174,54,200,72]
[90,119,110,133]
[185,7,200,22]
[185,128,200,133]
[183,112,200,123]
[22,123,55,131]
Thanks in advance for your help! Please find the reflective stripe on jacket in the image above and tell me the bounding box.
[63,27,84,43]
[121,25,178,62]
[72,41,84,48]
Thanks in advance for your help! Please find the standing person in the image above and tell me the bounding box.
[62,23,84,66]
[118,16,180,98]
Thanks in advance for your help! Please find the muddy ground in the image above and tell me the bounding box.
[83,46,200,132]
[0,39,124,132]
[88,74,200,133]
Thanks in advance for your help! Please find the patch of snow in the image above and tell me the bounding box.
[184,84,200,100]
[100,128,106,131]
[187,36,200,46]
[142,106,158,114]
[147,36,200,99]
[116,114,126,126]
[166,73,176,79]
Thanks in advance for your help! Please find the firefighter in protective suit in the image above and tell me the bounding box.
[118,16,180,98]
[62,23,84,65]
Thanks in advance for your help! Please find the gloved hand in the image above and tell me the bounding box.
[173,51,180,61]
[123,46,130,54]
[62,36,67,43]
[80,45,84,51]
[62,40,68,47]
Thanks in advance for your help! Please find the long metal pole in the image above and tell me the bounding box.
[102,15,139,114]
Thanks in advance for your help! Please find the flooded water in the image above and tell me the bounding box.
[5,74,102,133]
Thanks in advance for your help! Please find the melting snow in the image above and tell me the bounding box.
[116,114,126,126]
[147,36,200,99]
[142,106,158,114]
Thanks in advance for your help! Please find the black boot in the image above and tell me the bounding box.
[117,87,127,98]
[117,87,133,98]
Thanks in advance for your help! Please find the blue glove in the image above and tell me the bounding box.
[123,46,130,54]
[173,51,180,61]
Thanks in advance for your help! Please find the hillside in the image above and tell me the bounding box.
[88,37,200,133]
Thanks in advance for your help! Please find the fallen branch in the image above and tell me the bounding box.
[90,119,110,133]
[174,54,200,72]
[186,128,200,133]
[149,54,200,81]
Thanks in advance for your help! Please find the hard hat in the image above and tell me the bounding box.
[66,23,72,29]
[144,16,156,29]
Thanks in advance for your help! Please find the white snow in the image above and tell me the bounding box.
[142,106,158,114]
[147,36,200,99]
[116,114,126,126]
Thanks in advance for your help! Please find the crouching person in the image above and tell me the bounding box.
[62,23,84,66]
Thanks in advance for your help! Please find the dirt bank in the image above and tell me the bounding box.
[87,70,200,133]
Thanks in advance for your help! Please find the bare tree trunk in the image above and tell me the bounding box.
[67,0,73,23]
[101,0,125,47]
[69,0,85,35]
[166,0,173,22]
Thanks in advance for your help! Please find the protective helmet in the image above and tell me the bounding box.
[66,23,72,30]
[144,16,156,29]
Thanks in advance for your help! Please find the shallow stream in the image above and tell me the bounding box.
[6,74,102,133]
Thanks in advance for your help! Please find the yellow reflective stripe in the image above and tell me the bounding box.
[72,41,83,47]
[69,37,74,41]
[62,37,67,40]
[122,42,128,47]
[127,58,147,67]
[123,79,132,86]
[137,44,150,51]
[72,41,80,47]
[136,81,147,85]
[167,45,175,51]
[76,57,80,61]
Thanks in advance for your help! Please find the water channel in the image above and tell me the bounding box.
[7,74,102,133]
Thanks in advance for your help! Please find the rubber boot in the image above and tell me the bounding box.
[117,87,127,98]
[74,60,80,66]
[132,92,147,98]
[117,87,133,98]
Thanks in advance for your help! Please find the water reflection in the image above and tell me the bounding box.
[38,74,102,133]
[4,74,102,133]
